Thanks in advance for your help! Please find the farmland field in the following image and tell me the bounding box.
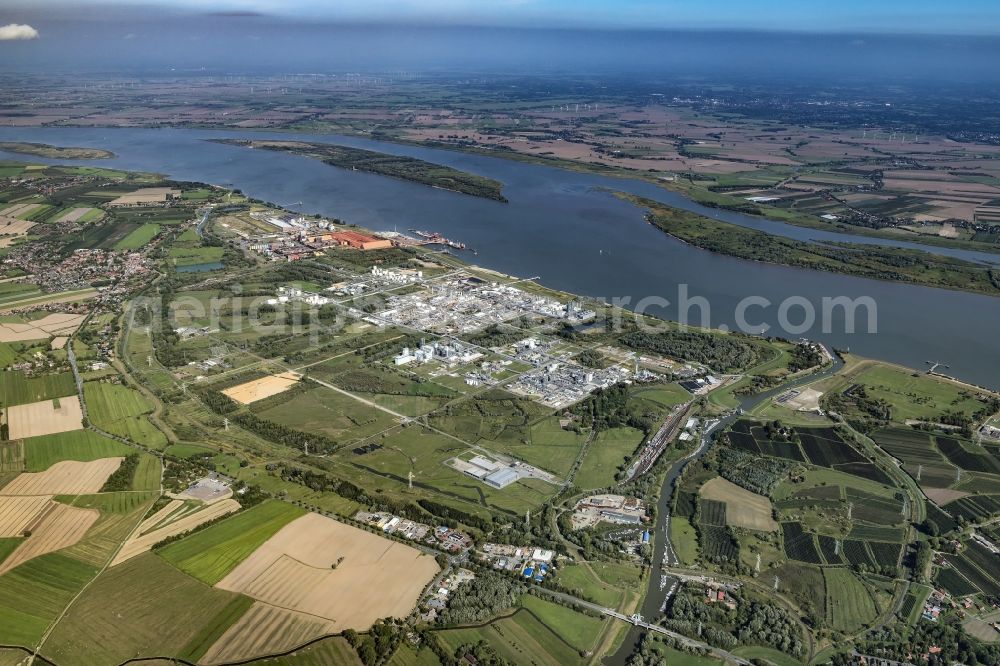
[818,535,844,564]
[0,496,51,537]
[41,553,251,666]
[0,458,123,496]
[699,476,778,532]
[781,522,822,564]
[947,553,1000,597]
[842,539,877,568]
[937,436,1000,474]
[83,381,167,448]
[0,502,99,575]
[23,430,130,472]
[112,499,241,566]
[0,552,98,647]
[215,512,439,632]
[797,427,865,467]
[157,500,305,585]
[236,636,362,665]
[436,597,601,666]
[936,565,978,597]
[113,222,160,250]
[824,569,878,632]
[0,441,22,474]
[5,396,83,439]
[199,602,335,664]
[221,372,301,404]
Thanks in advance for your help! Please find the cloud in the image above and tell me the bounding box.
[0,23,39,41]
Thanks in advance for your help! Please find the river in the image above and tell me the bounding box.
[1,127,998,389]
[607,355,846,665]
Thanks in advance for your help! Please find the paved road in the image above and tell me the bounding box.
[532,586,751,664]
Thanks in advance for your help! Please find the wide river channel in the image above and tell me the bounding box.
[1,127,998,389]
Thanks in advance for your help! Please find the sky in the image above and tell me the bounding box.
[5,0,1000,34]
[3,0,1000,78]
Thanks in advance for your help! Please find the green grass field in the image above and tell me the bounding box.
[131,453,162,491]
[0,552,98,647]
[633,384,691,408]
[520,595,604,652]
[0,370,76,407]
[83,381,167,448]
[41,553,251,666]
[823,568,878,633]
[670,516,699,565]
[0,282,42,305]
[555,561,643,609]
[389,644,442,666]
[158,500,305,585]
[168,246,224,267]
[575,426,644,489]
[164,443,215,458]
[436,606,588,666]
[259,386,397,443]
[236,467,362,517]
[0,342,20,367]
[0,538,22,567]
[507,416,588,477]
[850,364,990,422]
[345,424,560,517]
[23,430,131,472]
[113,223,161,250]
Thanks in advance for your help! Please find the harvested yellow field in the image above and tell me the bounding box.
[216,513,439,631]
[107,187,181,206]
[53,207,96,223]
[0,502,99,574]
[0,216,36,248]
[0,495,51,537]
[5,395,84,439]
[0,312,86,342]
[136,499,184,534]
[0,458,123,496]
[201,603,335,664]
[111,499,241,566]
[700,476,779,532]
[221,372,301,404]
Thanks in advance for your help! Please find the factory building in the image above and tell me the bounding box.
[327,230,392,250]
[484,467,519,489]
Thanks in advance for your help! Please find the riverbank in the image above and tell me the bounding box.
[621,193,1000,297]
[281,127,1000,257]
[212,138,507,202]
[0,141,114,159]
